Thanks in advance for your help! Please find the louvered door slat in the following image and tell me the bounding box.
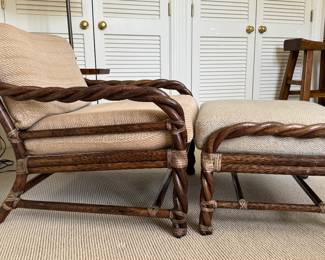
[103,35,161,80]
[199,37,249,101]
[263,0,306,24]
[201,0,249,20]
[16,0,83,16]
[103,0,160,19]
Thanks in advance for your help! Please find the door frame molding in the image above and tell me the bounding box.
[311,0,325,41]
[0,8,4,22]
[170,0,192,89]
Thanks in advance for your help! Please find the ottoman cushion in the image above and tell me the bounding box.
[195,100,325,156]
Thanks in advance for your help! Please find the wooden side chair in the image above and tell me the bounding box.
[279,38,325,103]
[0,24,199,238]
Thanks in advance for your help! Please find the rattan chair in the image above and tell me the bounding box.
[0,24,198,238]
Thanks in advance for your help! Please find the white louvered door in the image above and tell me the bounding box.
[4,0,95,68]
[192,0,256,102]
[253,0,312,99]
[93,0,170,83]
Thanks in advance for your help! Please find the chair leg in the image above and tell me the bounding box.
[0,174,27,223]
[279,51,299,100]
[300,50,313,101]
[187,140,196,175]
[318,50,325,105]
[171,167,188,238]
[199,169,215,235]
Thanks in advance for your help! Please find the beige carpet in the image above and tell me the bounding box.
[0,160,325,259]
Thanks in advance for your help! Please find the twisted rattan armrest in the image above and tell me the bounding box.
[85,78,192,96]
[204,122,325,153]
[0,81,187,145]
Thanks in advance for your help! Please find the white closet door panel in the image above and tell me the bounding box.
[254,0,312,99]
[94,0,169,84]
[5,0,95,68]
[192,0,256,102]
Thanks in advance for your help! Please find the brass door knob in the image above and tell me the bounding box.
[246,25,255,34]
[80,20,89,30]
[258,25,267,34]
[98,21,108,30]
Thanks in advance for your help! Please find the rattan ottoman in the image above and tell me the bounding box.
[195,100,325,235]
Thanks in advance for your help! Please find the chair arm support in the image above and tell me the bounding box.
[204,122,325,153]
[85,79,192,96]
[80,68,110,75]
[0,81,188,149]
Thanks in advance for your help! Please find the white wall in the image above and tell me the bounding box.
[0,8,4,22]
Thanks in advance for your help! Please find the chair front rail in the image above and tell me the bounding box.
[20,121,170,140]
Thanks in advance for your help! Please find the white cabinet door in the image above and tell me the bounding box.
[253,0,312,99]
[4,0,95,68]
[93,0,170,81]
[192,0,256,102]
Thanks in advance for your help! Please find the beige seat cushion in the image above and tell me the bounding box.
[0,24,89,129]
[26,95,199,155]
[195,100,325,156]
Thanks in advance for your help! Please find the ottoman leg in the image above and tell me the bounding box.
[199,168,215,235]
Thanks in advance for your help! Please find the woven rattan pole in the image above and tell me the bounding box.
[153,171,173,208]
[221,164,325,176]
[216,200,323,213]
[221,153,325,167]
[28,161,167,174]
[28,150,167,168]
[293,176,323,205]
[17,200,171,218]
[231,173,244,201]
[20,122,169,140]
[65,0,74,48]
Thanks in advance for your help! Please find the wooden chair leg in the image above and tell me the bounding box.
[187,140,196,175]
[199,169,215,235]
[279,51,299,100]
[318,50,325,105]
[0,174,27,223]
[171,167,188,238]
[300,50,314,101]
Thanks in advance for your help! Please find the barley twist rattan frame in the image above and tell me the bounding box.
[0,71,194,238]
[199,122,325,235]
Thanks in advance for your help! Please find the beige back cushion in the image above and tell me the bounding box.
[0,24,89,129]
